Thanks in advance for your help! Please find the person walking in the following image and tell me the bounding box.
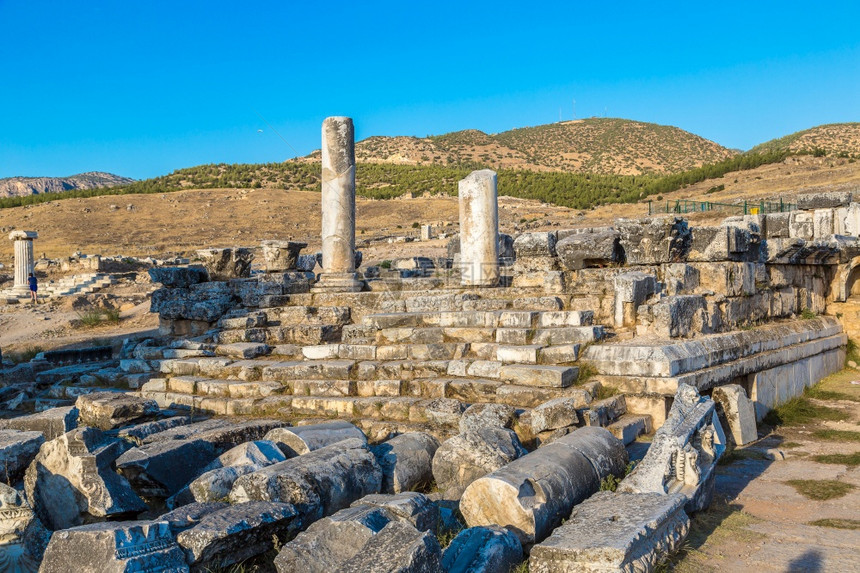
[28,272,38,304]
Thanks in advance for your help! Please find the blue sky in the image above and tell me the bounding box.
[1,1,858,180]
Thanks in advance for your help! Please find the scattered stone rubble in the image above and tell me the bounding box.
[1,118,857,571]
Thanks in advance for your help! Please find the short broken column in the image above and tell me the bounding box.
[9,231,37,295]
[458,170,499,286]
[314,116,362,293]
[459,426,628,546]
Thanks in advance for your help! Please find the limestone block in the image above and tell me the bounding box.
[813,208,835,239]
[177,502,298,571]
[338,521,442,573]
[274,504,395,572]
[197,247,254,280]
[264,421,366,457]
[616,217,691,264]
[351,492,440,532]
[442,525,523,573]
[39,520,189,573]
[261,240,307,272]
[556,230,620,270]
[789,211,814,240]
[619,384,726,513]
[371,432,440,494]
[797,190,853,209]
[0,430,44,483]
[25,428,146,531]
[181,441,288,504]
[459,427,628,545]
[529,491,689,573]
[530,397,585,433]
[638,294,709,338]
[229,438,382,526]
[764,212,791,238]
[0,483,50,572]
[75,392,159,430]
[663,263,699,296]
[150,282,236,323]
[712,385,757,447]
[116,437,218,498]
[148,266,208,288]
[459,403,517,434]
[513,232,557,258]
[0,406,78,440]
[614,271,657,327]
[499,364,578,388]
[432,428,527,499]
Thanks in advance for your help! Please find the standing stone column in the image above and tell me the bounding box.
[459,170,499,286]
[313,116,362,293]
[9,231,37,295]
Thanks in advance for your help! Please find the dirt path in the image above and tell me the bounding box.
[672,370,860,572]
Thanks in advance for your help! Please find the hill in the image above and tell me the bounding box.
[306,118,737,176]
[0,171,134,198]
[748,123,860,157]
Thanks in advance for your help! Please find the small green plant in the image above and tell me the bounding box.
[8,345,43,363]
[379,260,392,269]
[800,308,817,320]
[512,561,530,573]
[599,473,621,492]
[411,222,420,228]
[77,309,105,327]
[785,479,855,500]
[576,361,598,383]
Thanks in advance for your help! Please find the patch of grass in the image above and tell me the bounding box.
[781,441,803,448]
[846,338,860,366]
[812,429,860,442]
[7,345,44,363]
[512,561,529,573]
[800,308,817,320]
[808,518,860,530]
[594,383,619,400]
[785,479,855,500]
[805,384,860,403]
[76,308,122,328]
[811,452,860,467]
[762,396,849,427]
[717,448,770,465]
[575,361,598,383]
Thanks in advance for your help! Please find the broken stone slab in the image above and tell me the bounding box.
[371,432,440,494]
[0,483,50,573]
[229,438,382,527]
[796,190,853,210]
[118,415,193,445]
[176,501,298,571]
[529,397,584,433]
[182,441,287,504]
[116,438,219,498]
[261,240,308,272]
[148,266,209,288]
[513,232,557,258]
[24,427,146,531]
[150,282,237,323]
[0,406,78,440]
[556,229,620,270]
[351,493,440,532]
[529,491,689,573]
[159,501,229,535]
[460,427,628,546]
[616,217,691,264]
[432,428,527,499]
[140,418,233,444]
[712,384,757,447]
[273,504,395,573]
[0,430,44,483]
[338,520,443,573]
[458,403,516,434]
[441,525,523,573]
[38,520,189,573]
[196,247,254,280]
[619,384,726,514]
[75,392,159,430]
[264,421,367,457]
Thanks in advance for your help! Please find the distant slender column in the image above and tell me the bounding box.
[459,170,499,286]
[313,117,362,292]
[9,231,37,294]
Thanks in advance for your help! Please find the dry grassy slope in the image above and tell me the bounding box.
[305,118,736,176]
[1,156,858,268]
[749,123,860,156]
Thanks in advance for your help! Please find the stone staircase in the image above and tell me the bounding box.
[122,305,653,445]
[42,272,115,297]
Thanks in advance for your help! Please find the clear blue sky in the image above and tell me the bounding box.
[1,1,858,180]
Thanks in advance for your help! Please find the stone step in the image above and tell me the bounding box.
[360,309,595,331]
[499,364,580,388]
[216,324,341,345]
[606,414,653,445]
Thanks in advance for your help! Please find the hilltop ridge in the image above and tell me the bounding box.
[0,171,134,198]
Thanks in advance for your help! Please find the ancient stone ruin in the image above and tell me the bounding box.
[0,117,857,571]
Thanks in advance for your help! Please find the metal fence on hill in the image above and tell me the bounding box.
[647,198,797,216]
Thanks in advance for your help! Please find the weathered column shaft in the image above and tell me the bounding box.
[459,170,499,286]
[9,231,37,293]
[321,116,356,275]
